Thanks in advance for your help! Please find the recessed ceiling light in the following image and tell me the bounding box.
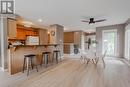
[38,19,42,22]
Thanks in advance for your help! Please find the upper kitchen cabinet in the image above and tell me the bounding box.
[74,31,82,44]
[64,31,82,44]
[7,18,17,38]
[39,29,48,45]
[17,28,26,40]
[64,32,75,43]
[16,25,39,40]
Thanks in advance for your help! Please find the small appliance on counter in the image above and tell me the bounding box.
[26,36,39,45]
[12,41,23,45]
[8,41,24,49]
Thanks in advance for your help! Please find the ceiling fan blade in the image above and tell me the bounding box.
[81,20,90,23]
[95,19,106,22]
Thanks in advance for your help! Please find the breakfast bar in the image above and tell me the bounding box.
[6,19,64,75]
[8,44,61,75]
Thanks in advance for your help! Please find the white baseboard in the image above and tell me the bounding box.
[0,67,4,71]
[0,67,8,72]
[64,54,80,59]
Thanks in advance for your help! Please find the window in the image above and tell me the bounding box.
[102,29,117,56]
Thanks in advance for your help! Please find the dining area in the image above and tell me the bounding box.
[79,48,107,67]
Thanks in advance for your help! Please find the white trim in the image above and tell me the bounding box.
[0,67,8,72]
[124,24,130,59]
[125,24,130,30]
[102,29,117,56]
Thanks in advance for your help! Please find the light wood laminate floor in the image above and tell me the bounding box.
[8,58,130,87]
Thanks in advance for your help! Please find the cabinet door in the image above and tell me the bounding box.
[8,19,17,38]
[39,29,48,45]
[17,29,26,40]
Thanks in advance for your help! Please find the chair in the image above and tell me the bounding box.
[23,54,38,76]
[79,49,90,63]
[52,44,62,63]
[79,49,85,62]
[41,52,51,68]
[52,50,61,63]
[85,50,97,64]
[101,50,107,67]
[95,50,107,67]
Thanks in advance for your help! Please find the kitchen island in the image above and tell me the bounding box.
[8,44,60,75]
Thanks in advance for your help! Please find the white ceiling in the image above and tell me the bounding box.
[15,0,130,31]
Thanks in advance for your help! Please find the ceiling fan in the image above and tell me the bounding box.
[82,18,106,24]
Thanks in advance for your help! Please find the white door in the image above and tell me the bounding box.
[125,29,130,59]
[102,30,117,56]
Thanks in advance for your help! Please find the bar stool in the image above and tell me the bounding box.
[23,54,38,76]
[41,52,51,68]
[52,50,61,63]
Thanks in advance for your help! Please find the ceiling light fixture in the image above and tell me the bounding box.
[38,19,42,22]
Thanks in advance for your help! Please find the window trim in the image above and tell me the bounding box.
[125,24,130,59]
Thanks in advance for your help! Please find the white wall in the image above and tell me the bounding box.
[0,19,2,67]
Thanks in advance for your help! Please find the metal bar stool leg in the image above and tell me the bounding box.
[56,52,58,63]
[41,54,43,67]
[44,54,48,68]
[27,58,30,76]
[52,52,54,62]
[36,65,38,72]
[59,51,62,61]
[23,58,26,73]
[31,57,33,69]
[34,56,38,72]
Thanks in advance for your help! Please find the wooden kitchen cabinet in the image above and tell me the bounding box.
[17,28,26,40]
[39,29,48,45]
[64,31,82,44]
[64,32,75,43]
[8,18,17,38]
[26,30,34,36]
[16,27,39,40]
